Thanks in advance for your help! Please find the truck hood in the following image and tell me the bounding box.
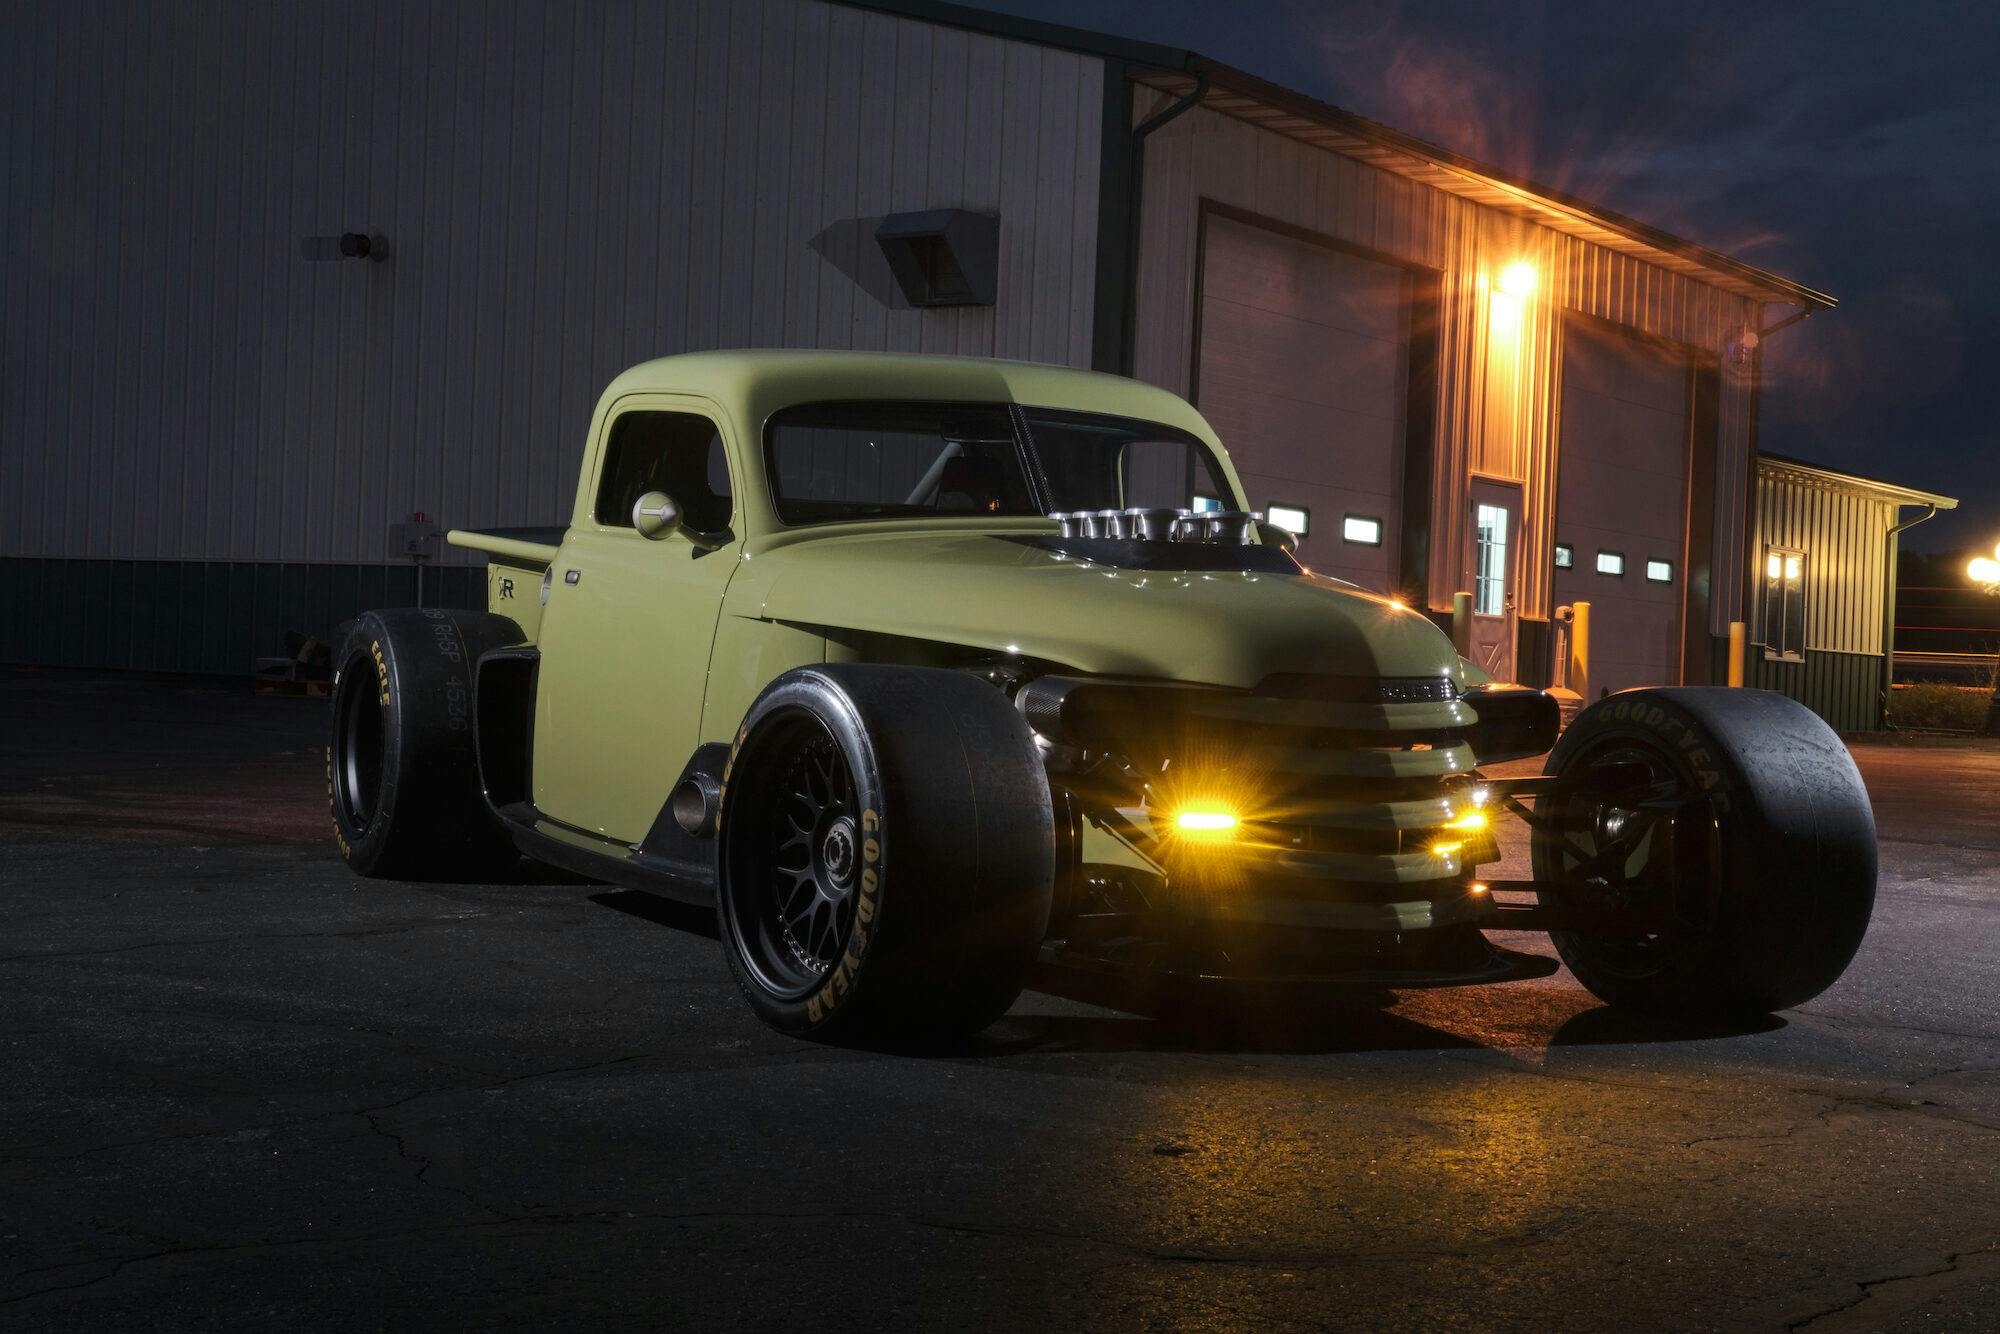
[737,529,1468,690]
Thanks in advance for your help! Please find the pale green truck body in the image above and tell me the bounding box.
[450,350,1501,925]
[327,348,1876,1035]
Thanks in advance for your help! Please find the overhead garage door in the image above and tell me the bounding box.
[1554,321,1692,696]
[1194,213,1412,589]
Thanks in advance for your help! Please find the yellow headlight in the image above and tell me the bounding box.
[1175,807,1238,839]
[1446,809,1489,833]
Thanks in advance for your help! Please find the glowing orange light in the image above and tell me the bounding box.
[1470,881,1489,895]
[1175,807,1239,839]
[1499,261,1537,298]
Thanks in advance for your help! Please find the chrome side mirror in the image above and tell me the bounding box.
[1255,519,1299,555]
[632,491,682,541]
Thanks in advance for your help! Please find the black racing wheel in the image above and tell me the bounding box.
[716,664,1054,1041]
[329,608,522,879]
[1533,687,1876,1018]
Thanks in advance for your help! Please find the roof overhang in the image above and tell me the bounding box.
[836,2,1835,315]
[1757,452,1957,509]
[1135,62,1837,314]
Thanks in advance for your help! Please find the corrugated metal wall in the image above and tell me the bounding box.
[1132,99,1760,633]
[1745,650,1882,733]
[1752,468,1895,657]
[0,0,1103,574]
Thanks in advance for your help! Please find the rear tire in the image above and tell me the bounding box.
[328,608,523,879]
[1535,688,1876,1018]
[716,665,1054,1041]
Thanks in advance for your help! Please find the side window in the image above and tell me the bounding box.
[1762,547,1806,660]
[594,412,733,534]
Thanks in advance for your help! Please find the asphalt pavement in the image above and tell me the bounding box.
[1,668,1995,1331]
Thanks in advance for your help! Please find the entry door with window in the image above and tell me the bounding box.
[1467,479,1521,682]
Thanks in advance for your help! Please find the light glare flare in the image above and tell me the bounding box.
[1176,808,1238,834]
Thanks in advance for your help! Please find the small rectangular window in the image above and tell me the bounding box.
[1554,543,1573,569]
[1474,503,1509,615]
[1596,550,1625,576]
[1646,559,1673,583]
[1191,494,1222,514]
[1266,503,1310,535]
[1762,547,1807,660]
[1342,514,1383,546]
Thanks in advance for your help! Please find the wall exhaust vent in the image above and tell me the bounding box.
[874,210,998,308]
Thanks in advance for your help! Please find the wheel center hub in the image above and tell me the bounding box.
[819,816,858,889]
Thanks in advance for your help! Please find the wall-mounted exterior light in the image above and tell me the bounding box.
[301,232,389,262]
[875,210,999,308]
[1498,260,1537,298]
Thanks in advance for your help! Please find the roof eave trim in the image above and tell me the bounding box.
[1757,454,1958,508]
[1152,59,1836,313]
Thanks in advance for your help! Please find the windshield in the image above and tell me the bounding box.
[764,401,1235,525]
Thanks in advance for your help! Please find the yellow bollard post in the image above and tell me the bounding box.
[1570,600,1591,702]
[1451,591,1473,658]
[1728,620,1746,687]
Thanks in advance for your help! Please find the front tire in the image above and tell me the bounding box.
[716,665,1055,1041]
[1534,688,1876,1018]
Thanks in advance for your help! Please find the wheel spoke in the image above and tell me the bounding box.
[730,713,864,992]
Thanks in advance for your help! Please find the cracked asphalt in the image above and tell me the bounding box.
[1,668,1996,1331]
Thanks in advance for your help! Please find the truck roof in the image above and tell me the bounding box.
[596,349,1221,446]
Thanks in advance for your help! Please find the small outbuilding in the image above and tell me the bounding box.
[1747,453,1956,730]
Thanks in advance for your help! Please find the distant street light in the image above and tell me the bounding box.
[1971,551,2000,592]
[1969,543,2000,735]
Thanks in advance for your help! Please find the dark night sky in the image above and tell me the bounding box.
[975,0,2000,552]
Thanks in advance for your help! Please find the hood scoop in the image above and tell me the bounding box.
[1004,533,1302,574]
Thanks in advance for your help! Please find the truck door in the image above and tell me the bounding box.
[532,397,741,842]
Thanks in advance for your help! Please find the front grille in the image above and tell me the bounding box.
[1019,672,1491,889]
[1149,683,1484,887]
[1257,673,1458,704]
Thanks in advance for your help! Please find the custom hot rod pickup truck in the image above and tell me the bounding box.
[329,351,1876,1040]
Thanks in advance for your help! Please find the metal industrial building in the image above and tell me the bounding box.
[1,0,1924,719]
[1748,454,1955,730]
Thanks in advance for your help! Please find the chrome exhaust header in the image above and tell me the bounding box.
[1049,507,1260,544]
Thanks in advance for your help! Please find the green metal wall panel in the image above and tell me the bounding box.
[1745,647,1883,733]
[0,559,482,677]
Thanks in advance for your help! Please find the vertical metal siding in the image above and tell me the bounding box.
[1134,102,1759,632]
[1745,649,1882,733]
[1752,468,1893,657]
[0,0,1103,568]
